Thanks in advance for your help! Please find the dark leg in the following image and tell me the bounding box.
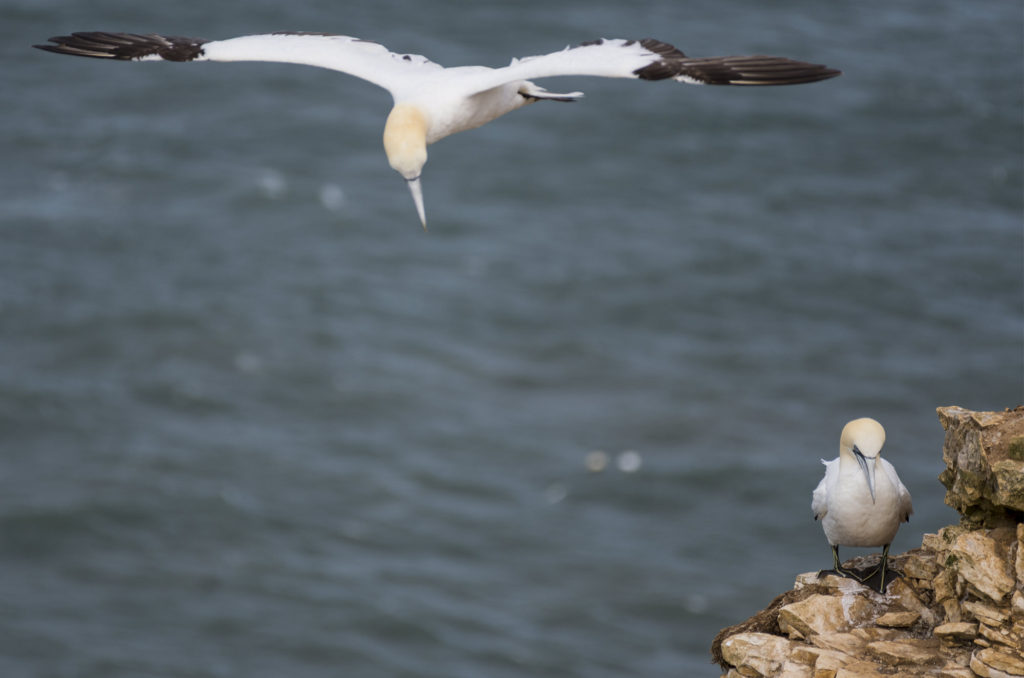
[818,545,842,580]
[853,544,895,592]
[877,544,890,593]
[824,545,863,581]
[826,544,879,583]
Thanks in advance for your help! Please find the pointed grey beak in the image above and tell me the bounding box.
[405,176,427,231]
[853,447,876,503]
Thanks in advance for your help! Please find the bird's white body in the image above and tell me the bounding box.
[814,454,909,547]
[417,80,533,143]
[812,418,912,549]
[35,31,841,227]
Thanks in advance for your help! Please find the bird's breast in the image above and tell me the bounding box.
[823,468,903,547]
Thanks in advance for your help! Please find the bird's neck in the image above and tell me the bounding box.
[383,104,429,179]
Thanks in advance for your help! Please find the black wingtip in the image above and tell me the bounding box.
[706,57,844,86]
[818,67,843,81]
[635,49,843,86]
[33,32,208,61]
[34,33,122,59]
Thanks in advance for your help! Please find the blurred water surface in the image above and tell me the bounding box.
[2,1,1021,676]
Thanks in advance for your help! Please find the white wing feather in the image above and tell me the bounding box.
[880,458,913,522]
[811,458,837,520]
[448,39,663,95]
[200,34,442,94]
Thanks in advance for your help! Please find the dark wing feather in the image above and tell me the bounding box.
[671,55,842,86]
[34,32,208,61]
[633,39,841,85]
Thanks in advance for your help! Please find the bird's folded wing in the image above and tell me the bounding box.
[881,459,914,521]
[34,32,442,95]
[456,38,840,96]
[811,458,837,520]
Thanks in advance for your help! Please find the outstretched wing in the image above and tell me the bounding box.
[34,32,443,96]
[454,38,840,96]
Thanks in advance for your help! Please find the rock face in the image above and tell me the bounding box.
[712,406,1024,678]
[939,406,1024,527]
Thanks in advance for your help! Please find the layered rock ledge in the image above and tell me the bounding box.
[711,406,1024,678]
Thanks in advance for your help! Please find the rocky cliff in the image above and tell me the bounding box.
[711,406,1024,678]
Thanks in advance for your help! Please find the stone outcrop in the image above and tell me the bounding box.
[712,406,1024,678]
[939,406,1024,528]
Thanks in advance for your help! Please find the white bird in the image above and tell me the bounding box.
[812,417,913,592]
[35,31,840,228]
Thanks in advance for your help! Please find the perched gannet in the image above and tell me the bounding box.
[35,31,840,228]
[812,418,913,592]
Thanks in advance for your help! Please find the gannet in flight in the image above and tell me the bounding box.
[35,31,840,228]
[812,418,913,592]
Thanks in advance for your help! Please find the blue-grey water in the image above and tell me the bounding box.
[2,1,1021,676]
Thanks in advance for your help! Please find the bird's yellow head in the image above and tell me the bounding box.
[383,104,429,228]
[839,417,886,502]
[839,418,886,459]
